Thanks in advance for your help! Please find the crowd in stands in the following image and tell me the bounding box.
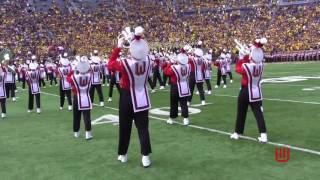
[0,0,319,62]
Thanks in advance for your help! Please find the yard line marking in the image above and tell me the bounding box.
[38,90,320,156]
[213,94,320,105]
[190,103,213,107]
[149,88,320,105]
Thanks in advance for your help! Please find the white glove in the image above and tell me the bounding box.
[117,38,124,48]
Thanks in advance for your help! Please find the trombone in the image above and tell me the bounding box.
[234,39,250,55]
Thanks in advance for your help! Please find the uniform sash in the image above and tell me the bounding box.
[122,58,151,112]
[172,64,191,97]
[243,63,264,102]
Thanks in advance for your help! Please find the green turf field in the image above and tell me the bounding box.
[0,62,320,180]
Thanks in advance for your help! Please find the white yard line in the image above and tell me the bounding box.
[190,103,213,107]
[37,90,320,156]
[151,88,320,105]
[213,94,320,105]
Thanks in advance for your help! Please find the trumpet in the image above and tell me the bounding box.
[117,27,133,48]
[234,39,250,55]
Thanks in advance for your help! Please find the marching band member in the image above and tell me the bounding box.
[67,56,93,140]
[214,53,227,88]
[230,38,268,143]
[0,56,9,118]
[0,65,7,118]
[147,53,156,93]
[26,62,41,114]
[58,55,72,110]
[20,60,29,89]
[39,63,46,88]
[89,51,104,107]
[108,69,120,102]
[46,60,56,87]
[226,50,233,83]
[203,53,212,95]
[101,55,109,86]
[187,48,206,106]
[5,60,17,102]
[152,52,164,90]
[164,52,191,125]
[108,26,152,168]
[162,56,169,87]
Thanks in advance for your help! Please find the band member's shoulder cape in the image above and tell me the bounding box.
[71,72,92,110]
[242,62,264,102]
[171,64,191,97]
[122,58,151,112]
[26,70,41,94]
[191,57,204,83]
[0,71,6,99]
[58,66,72,90]
[90,63,102,85]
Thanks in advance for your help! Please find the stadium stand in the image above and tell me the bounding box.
[0,0,319,62]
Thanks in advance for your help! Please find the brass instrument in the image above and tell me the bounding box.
[234,39,250,55]
[117,27,134,48]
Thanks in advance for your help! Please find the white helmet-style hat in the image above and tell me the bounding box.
[220,53,226,59]
[134,26,144,36]
[29,62,38,70]
[177,53,188,65]
[250,47,264,63]
[250,37,267,63]
[60,58,70,66]
[77,56,90,73]
[194,48,204,57]
[129,39,149,60]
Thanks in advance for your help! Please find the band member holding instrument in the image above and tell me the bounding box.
[203,53,212,95]
[0,55,9,118]
[230,38,268,143]
[67,56,93,140]
[188,48,206,106]
[214,52,228,88]
[5,60,17,102]
[164,52,191,125]
[89,51,105,107]
[26,62,41,114]
[58,55,72,111]
[108,26,152,168]
[226,50,233,83]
